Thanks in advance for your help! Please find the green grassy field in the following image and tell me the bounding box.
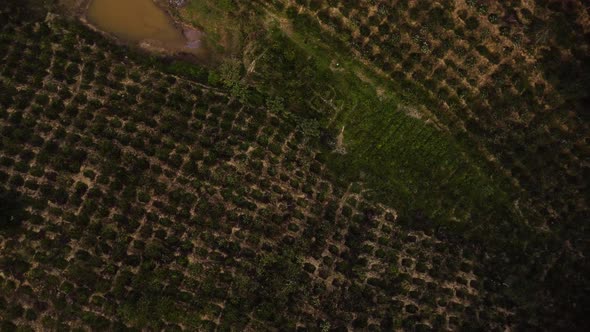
[192,1,525,243]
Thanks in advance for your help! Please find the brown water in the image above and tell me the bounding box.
[87,0,201,53]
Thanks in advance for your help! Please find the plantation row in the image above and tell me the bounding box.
[232,0,590,329]
[0,5,515,331]
[272,0,589,233]
[236,17,520,246]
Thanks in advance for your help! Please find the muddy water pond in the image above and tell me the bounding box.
[87,0,206,56]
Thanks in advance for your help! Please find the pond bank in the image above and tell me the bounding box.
[59,0,213,64]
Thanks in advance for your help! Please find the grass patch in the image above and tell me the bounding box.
[179,0,241,53]
[248,8,521,237]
